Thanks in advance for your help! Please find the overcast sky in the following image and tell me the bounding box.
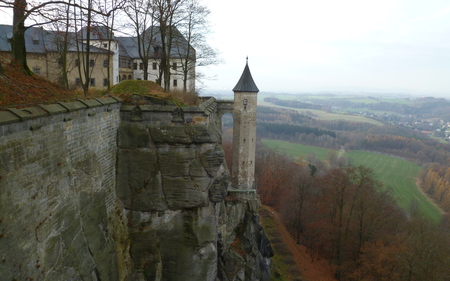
[1,0,449,95]
[203,0,450,95]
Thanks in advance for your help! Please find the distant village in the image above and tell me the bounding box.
[346,110,450,141]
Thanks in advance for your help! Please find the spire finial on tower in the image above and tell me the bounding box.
[232,58,259,92]
[246,56,248,65]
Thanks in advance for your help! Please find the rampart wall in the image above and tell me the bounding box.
[0,98,123,280]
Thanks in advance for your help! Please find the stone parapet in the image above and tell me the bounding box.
[0,96,122,126]
[120,96,219,125]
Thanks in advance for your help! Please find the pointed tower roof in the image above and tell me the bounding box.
[232,58,259,92]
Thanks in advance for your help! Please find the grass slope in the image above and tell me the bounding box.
[261,139,442,222]
[346,151,441,222]
[263,140,330,160]
[258,100,383,126]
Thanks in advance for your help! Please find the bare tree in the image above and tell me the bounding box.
[177,0,220,92]
[124,0,157,81]
[153,0,185,91]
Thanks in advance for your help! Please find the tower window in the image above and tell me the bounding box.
[243,99,248,106]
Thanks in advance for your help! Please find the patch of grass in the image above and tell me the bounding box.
[259,208,305,281]
[109,80,198,106]
[346,150,442,222]
[109,79,164,95]
[262,140,331,160]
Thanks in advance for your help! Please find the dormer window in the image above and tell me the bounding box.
[32,34,39,45]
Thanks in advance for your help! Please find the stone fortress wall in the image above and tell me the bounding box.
[0,98,123,280]
[0,96,272,280]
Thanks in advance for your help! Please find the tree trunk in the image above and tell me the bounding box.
[12,0,32,75]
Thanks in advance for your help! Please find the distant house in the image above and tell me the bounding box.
[0,24,195,91]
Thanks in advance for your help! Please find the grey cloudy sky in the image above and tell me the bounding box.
[1,0,449,95]
[204,0,450,95]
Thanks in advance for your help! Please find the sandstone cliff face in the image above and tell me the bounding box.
[117,104,272,280]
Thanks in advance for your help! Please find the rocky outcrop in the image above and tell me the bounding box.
[116,101,272,280]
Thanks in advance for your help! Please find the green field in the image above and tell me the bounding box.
[263,139,330,159]
[258,100,384,126]
[261,140,443,222]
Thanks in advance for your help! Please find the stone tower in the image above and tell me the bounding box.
[231,58,259,190]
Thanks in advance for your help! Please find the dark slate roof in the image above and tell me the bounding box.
[0,24,192,59]
[79,26,115,41]
[115,37,138,58]
[0,24,109,54]
[232,60,259,92]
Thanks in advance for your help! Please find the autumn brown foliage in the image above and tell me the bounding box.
[419,163,450,212]
[255,146,450,281]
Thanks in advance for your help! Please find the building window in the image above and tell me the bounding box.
[120,58,127,68]
[103,43,108,48]
[90,78,95,86]
[89,59,95,67]
[122,74,126,81]
[75,78,81,86]
[128,75,132,80]
[32,68,40,75]
[172,62,177,70]
[139,63,144,70]
[152,62,157,70]
[173,79,177,87]
[103,78,108,87]
[128,60,131,68]
[57,58,63,66]
[133,63,137,70]
[75,59,79,67]
[103,60,108,67]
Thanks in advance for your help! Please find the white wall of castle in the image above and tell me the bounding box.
[131,58,196,92]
